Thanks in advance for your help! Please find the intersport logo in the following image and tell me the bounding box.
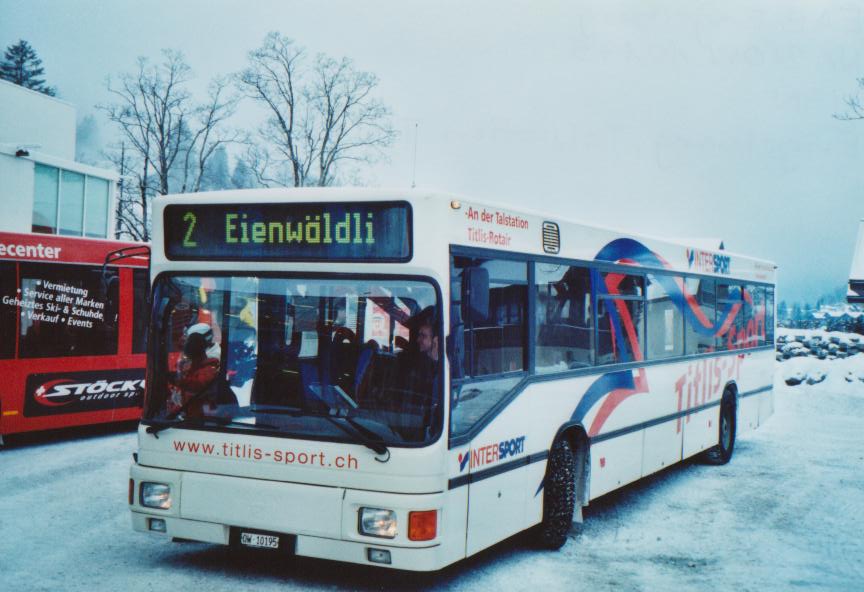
[686,248,730,275]
[458,436,526,473]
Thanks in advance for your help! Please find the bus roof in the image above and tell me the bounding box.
[0,231,148,267]
[154,188,776,282]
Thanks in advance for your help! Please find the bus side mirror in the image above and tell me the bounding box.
[462,267,489,323]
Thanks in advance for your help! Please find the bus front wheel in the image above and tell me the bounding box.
[534,437,576,549]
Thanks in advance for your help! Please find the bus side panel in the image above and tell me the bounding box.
[589,431,644,500]
[0,355,144,436]
[442,486,470,566]
[755,351,775,427]
[0,253,145,438]
[639,363,685,476]
[523,457,547,528]
[738,393,759,434]
[642,421,683,476]
[737,350,774,435]
[681,407,719,459]
[466,469,528,556]
[461,382,558,557]
[0,359,24,435]
[758,387,774,427]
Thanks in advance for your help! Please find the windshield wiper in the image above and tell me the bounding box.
[146,414,279,437]
[326,414,390,459]
[250,404,389,458]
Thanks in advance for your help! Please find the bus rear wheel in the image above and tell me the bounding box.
[534,437,576,549]
[703,393,736,465]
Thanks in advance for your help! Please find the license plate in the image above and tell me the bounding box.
[240,532,280,549]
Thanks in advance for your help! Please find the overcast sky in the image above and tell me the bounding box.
[2,0,863,303]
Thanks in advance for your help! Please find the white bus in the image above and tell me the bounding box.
[129,189,775,571]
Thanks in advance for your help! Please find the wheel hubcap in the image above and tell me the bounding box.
[720,411,731,450]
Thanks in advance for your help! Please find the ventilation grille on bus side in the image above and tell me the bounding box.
[542,221,560,254]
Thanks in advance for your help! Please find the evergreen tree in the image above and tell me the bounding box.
[231,157,256,189]
[201,145,231,190]
[778,300,788,322]
[0,39,56,96]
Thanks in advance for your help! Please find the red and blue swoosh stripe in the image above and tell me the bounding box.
[574,239,742,433]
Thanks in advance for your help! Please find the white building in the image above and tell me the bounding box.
[848,219,864,304]
[0,79,117,238]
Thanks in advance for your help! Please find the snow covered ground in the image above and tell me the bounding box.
[1,367,863,591]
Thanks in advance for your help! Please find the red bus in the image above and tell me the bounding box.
[0,231,149,444]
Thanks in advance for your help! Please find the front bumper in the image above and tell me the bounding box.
[129,463,464,571]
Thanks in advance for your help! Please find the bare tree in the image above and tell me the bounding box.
[104,141,148,242]
[99,51,237,241]
[177,77,242,193]
[236,32,396,187]
[835,78,864,121]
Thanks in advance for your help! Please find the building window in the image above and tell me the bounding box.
[31,164,110,238]
[85,177,110,238]
[32,164,59,234]
[59,170,85,236]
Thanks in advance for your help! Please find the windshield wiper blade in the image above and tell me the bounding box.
[325,414,389,457]
[146,415,279,437]
[248,404,389,458]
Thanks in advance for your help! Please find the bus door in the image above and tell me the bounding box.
[451,257,532,555]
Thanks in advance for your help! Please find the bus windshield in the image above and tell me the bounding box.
[144,275,442,445]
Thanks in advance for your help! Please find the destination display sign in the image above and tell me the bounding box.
[163,202,411,261]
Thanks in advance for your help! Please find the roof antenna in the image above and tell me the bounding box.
[411,122,419,189]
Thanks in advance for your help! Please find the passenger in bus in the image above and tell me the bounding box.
[168,323,221,417]
[399,309,440,398]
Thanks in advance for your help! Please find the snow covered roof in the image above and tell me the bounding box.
[848,220,864,303]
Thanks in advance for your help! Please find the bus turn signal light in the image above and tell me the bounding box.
[408,510,437,541]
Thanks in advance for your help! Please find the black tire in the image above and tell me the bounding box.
[534,437,576,549]
[703,393,736,465]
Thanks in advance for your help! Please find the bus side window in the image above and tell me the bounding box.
[684,277,715,355]
[645,274,684,360]
[535,263,593,372]
[716,283,743,351]
[596,272,645,364]
[18,262,119,359]
[0,262,16,359]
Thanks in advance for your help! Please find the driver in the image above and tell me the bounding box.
[168,323,221,417]
[400,310,440,398]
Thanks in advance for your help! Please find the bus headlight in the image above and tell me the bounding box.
[140,482,172,509]
[358,507,397,538]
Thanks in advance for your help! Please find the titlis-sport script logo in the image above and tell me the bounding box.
[34,378,145,407]
[686,248,731,275]
[458,436,526,472]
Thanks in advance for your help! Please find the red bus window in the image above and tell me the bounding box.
[18,262,119,358]
[132,268,149,354]
[0,261,16,359]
